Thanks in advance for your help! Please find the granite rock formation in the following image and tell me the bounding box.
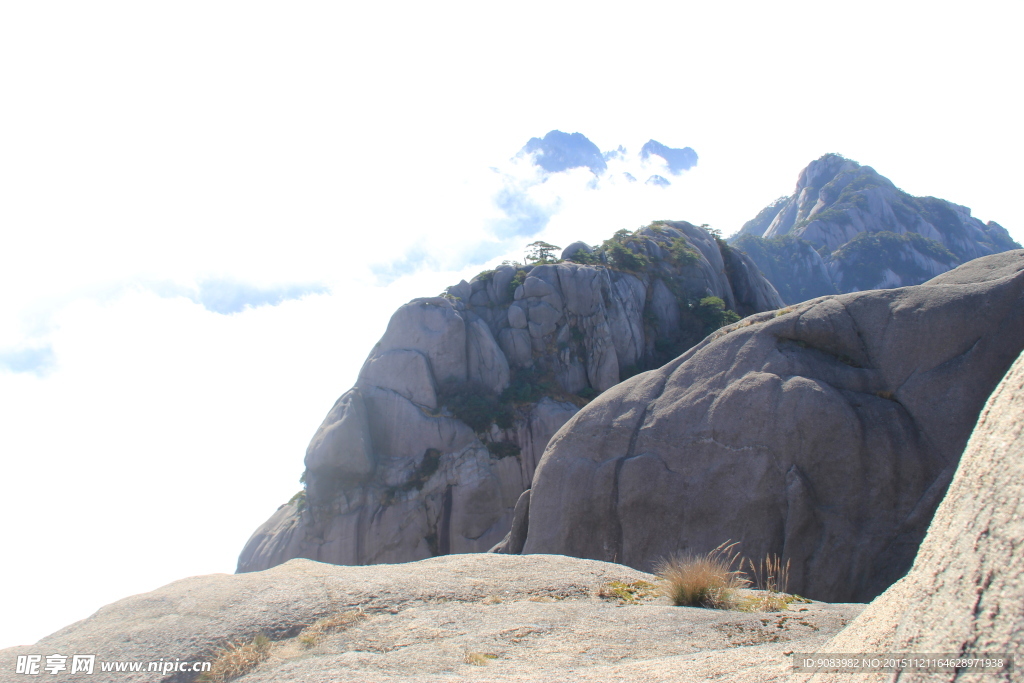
[509,251,1024,603]
[733,154,1020,302]
[801,346,1024,682]
[237,222,784,573]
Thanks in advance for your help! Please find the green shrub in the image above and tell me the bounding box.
[606,242,649,271]
[668,236,701,266]
[598,580,658,604]
[501,367,555,405]
[438,381,513,432]
[695,296,741,333]
[508,269,529,299]
[565,248,600,265]
[287,490,306,512]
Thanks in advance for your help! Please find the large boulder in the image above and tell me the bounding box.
[515,251,1024,603]
[798,345,1024,683]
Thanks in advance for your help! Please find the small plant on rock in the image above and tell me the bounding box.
[297,610,365,648]
[598,580,658,604]
[465,652,498,666]
[198,634,271,683]
[742,554,793,612]
[655,541,749,609]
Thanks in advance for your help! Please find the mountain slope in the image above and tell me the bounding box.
[732,154,1020,303]
[237,223,783,573]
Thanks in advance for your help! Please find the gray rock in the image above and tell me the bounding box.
[304,388,375,485]
[465,317,510,394]
[801,344,1024,683]
[522,275,555,298]
[372,297,467,385]
[517,251,1024,603]
[490,489,531,554]
[358,349,437,408]
[0,554,864,683]
[447,279,472,301]
[498,327,532,367]
[506,303,527,329]
[240,223,784,573]
[526,301,561,337]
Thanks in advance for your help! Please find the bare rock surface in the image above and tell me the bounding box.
[0,554,862,683]
[238,222,784,574]
[517,251,1024,603]
[796,346,1024,683]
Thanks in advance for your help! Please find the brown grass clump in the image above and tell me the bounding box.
[297,610,365,648]
[465,652,498,666]
[743,554,792,611]
[198,634,271,683]
[655,541,750,609]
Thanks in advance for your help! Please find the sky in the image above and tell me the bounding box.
[1,1,1022,650]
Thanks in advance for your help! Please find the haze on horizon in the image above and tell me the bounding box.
[1,0,1021,650]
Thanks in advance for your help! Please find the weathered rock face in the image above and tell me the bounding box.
[802,345,1024,683]
[238,222,785,573]
[733,154,1020,301]
[513,251,1024,603]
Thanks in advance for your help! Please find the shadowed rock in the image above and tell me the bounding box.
[798,345,1024,682]
[514,251,1024,603]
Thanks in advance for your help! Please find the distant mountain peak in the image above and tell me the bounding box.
[520,131,607,175]
[732,154,1021,302]
[518,131,697,178]
[639,139,699,174]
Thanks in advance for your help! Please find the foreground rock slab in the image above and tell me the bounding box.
[0,554,861,683]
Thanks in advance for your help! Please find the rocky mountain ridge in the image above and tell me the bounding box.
[503,251,1024,603]
[237,222,784,573]
[732,154,1020,303]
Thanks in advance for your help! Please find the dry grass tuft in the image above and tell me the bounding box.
[655,541,750,609]
[465,652,498,666]
[746,554,790,594]
[598,580,659,604]
[198,634,272,683]
[739,554,804,612]
[297,610,365,648]
[482,594,503,605]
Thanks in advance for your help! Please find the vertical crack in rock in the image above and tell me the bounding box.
[437,485,453,556]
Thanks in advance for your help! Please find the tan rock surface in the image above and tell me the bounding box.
[0,554,861,683]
